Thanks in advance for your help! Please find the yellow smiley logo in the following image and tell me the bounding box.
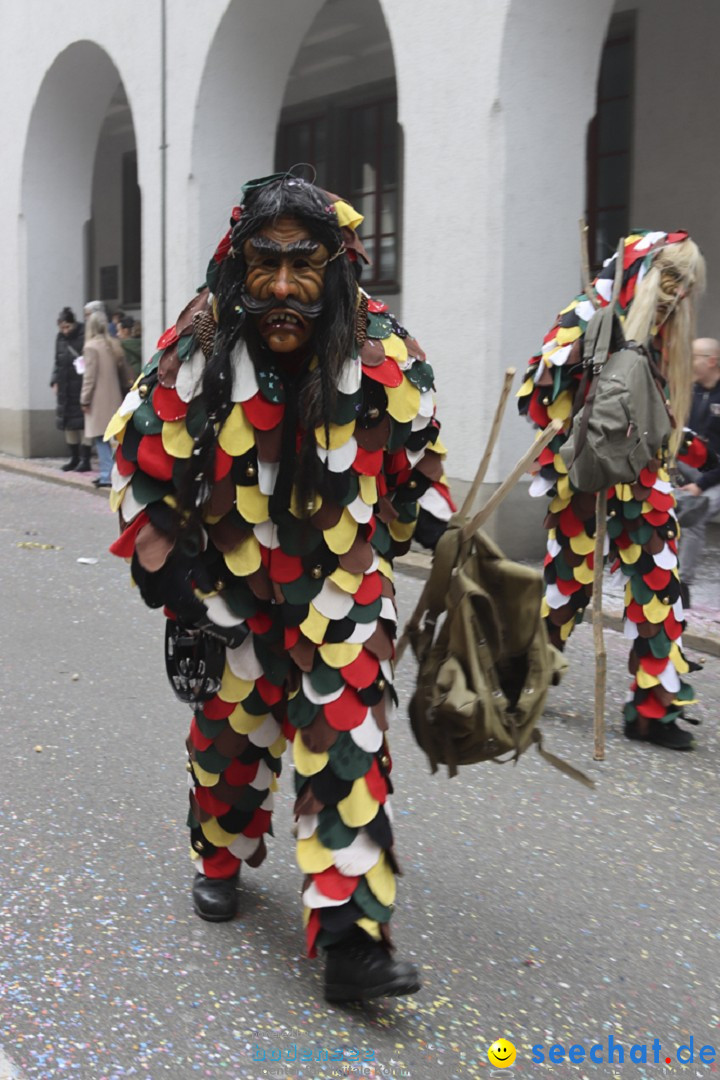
[488,1038,517,1068]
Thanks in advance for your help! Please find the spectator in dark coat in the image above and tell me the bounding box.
[117,315,142,377]
[50,307,91,472]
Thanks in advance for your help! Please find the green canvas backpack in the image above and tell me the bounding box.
[407,517,592,785]
[559,260,672,493]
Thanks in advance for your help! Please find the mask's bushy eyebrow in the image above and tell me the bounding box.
[248,236,320,256]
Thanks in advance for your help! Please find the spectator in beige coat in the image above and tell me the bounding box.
[80,311,123,488]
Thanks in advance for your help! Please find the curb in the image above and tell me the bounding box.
[0,454,109,498]
[3,454,719,657]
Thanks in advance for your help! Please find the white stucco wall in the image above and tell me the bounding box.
[4,0,719,495]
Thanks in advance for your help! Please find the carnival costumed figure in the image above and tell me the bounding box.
[518,231,706,751]
[106,175,454,1001]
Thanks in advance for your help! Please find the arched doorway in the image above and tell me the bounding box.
[189,0,398,312]
[21,41,140,455]
[190,0,325,306]
[275,0,400,309]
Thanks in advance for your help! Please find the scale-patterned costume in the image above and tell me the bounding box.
[518,231,702,730]
[106,215,453,955]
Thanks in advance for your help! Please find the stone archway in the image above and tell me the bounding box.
[21,40,139,456]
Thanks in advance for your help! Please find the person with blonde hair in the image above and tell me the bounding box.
[519,231,706,750]
[80,310,125,488]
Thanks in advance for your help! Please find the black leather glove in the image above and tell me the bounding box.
[131,550,208,625]
[414,507,449,551]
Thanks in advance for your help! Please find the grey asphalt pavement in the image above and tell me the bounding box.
[0,468,718,1080]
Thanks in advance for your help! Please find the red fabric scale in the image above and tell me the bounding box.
[323,685,367,731]
[137,434,175,482]
[636,691,668,720]
[361,357,403,387]
[109,511,149,558]
[224,758,260,786]
[431,481,457,511]
[153,385,188,422]
[306,909,322,958]
[255,676,283,706]
[639,466,659,487]
[558,507,587,537]
[644,508,670,527]
[341,649,380,690]
[203,697,236,720]
[204,848,242,879]
[367,299,388,314]
[353,446,384,476]
[528,394,550,428]
[639,654,672,676]
[114,443,136,477]
[680,436,708,469]
[265,548,304,584]
[244,808,272,838]
[555,576,584,597]
[242,392,284,431]
[364,759,387,803]
[213,447,233,481]
[156,326,179,350]
[247,612,273,635]
[314,865,360,901]
[194,785,231,818]
[284,626,301,650]
[354,572,383,605]
[188,716,213,752]
[643,566,671,591]
[625,600,645,624]
[648,488,675,513]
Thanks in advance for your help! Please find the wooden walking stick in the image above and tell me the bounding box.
[578,218,601,312]
[588,237,624,760]
[458,367,516,520]
[396,368,517,665]
[592,489,608,761]
[459,420,563,542]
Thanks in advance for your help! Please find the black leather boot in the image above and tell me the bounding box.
[61,445,80,471]
[324,928,421,1003]
[74,445,92,472]
[192,873,239,921]
[624,717,695,750]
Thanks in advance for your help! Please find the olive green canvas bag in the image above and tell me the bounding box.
[407,518,591,785]
[559,243,672,493]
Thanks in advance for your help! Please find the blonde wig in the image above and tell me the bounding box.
[623,238,706,455]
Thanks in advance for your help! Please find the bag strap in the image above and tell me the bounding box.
[568,239,627,467]
[531,729,595,788]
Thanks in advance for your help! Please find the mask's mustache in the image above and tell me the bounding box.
[240,288,324,321]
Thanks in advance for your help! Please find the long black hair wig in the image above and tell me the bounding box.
[176,177,358,537]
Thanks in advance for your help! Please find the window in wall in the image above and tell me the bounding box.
[277,115,328,189]
[586,13,636,269]
[276,86,400,292]
[347,98,398,285]
[122,150,142,304]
